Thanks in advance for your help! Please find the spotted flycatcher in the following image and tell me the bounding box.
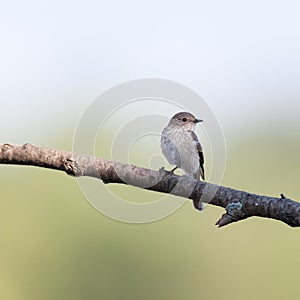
[160,112,205,210]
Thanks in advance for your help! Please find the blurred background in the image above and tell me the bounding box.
[1,0,300,299]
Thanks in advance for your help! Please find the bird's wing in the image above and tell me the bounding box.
[190,131,205,180]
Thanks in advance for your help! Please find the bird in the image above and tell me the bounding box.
[160,112,205,210]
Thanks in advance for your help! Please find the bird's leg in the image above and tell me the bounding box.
[159,166,177,173]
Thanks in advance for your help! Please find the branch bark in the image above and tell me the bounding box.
[1,143,299,227]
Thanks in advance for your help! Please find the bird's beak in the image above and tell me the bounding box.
[194,118,203,123]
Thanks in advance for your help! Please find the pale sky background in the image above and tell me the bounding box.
[1,0,300,144]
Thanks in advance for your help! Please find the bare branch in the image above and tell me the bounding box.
[1,143,300,227]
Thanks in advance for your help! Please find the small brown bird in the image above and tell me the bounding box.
[160,112,205,210]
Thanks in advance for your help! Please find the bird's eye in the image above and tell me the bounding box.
[182,117,187,122]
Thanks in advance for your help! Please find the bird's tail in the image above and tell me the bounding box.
[193,199,205,211]
[192,171,205,211]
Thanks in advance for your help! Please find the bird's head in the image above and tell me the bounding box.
[169,112,203,130]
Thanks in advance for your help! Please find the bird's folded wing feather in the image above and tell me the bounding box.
[190,131,205,180]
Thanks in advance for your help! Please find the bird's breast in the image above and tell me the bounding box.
[161,128,200,176]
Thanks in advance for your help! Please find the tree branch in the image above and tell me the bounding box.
[1,143,299,227]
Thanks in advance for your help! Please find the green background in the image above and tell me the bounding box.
[1,124,299,300]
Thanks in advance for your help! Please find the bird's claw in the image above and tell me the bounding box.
[159,166,178,175]
[159,167,166,173]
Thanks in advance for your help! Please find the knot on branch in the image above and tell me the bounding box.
[3,143,13,149]
[216,202,246,227]
[62,158,82,176]
[22,143,32,150]
[1,144,13,156]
